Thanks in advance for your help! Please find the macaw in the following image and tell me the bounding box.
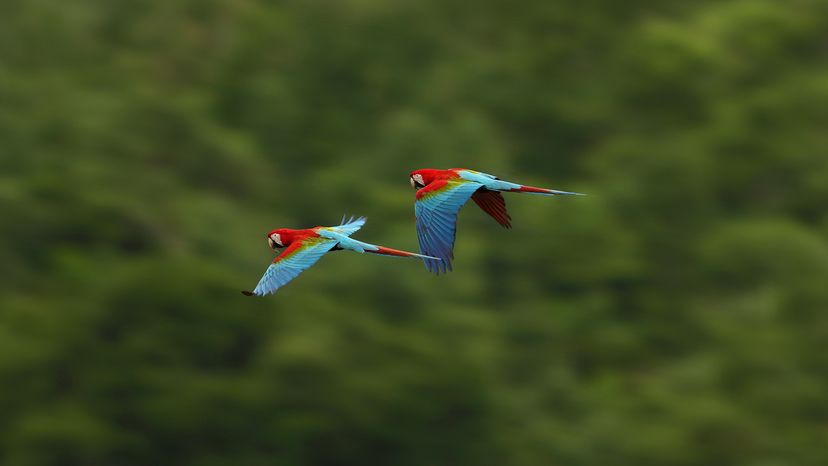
[409,168,584,274]
[243,216,440,296]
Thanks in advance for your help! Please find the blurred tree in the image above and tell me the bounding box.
[1,0,828,464]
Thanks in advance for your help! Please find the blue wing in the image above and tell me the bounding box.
[250,237,338,296]
[325,215,366,237]
[414,180,483,274]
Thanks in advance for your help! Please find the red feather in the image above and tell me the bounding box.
[415,179,449,200]
[370,246,415,258]
[510,185,554,194]
[472,190,512,228]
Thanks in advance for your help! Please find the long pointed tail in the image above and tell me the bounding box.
[366,245,442,261]
[330,233,442,261]
[508,185,585,196]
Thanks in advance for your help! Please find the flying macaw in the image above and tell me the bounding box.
[409,168,584,274]
[243,216,441,296]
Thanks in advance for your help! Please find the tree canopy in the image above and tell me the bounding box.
[1,0,827,464]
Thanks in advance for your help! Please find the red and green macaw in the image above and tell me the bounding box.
[244,216,440,296]
[410,168,584,274]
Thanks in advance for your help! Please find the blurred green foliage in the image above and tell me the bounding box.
[2,0,828,464]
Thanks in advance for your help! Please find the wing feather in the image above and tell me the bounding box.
[472,190,512,228]
[414,180,482,274]
[325,216,366,237]
[249,237,338,296]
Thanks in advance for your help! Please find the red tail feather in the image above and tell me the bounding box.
[370,246,415,258]
[512,185,553,194]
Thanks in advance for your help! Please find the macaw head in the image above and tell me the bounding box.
[266,229,290,250]
[409,169,445,189]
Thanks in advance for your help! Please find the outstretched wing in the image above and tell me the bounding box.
[326,215,367,237]
[471,189,512,228]
[414,180,482,274]
[246,237,338,296]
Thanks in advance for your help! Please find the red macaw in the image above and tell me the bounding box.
[244,216,440,296]
[410,168,584,274]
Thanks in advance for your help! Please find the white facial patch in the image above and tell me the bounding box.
[270,233,283,247]
[413,174,425,186]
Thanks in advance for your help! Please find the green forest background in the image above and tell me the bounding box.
[2,0,828,464]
